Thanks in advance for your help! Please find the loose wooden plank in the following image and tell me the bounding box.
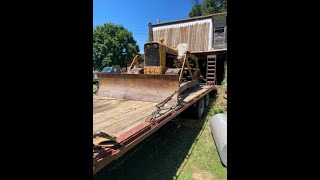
[179,85,210,104]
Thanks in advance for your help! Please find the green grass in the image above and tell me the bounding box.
[93,84,98,94]
[176,111,227,180]
[93,86,227,180]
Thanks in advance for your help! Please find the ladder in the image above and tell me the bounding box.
[206,55,216,85]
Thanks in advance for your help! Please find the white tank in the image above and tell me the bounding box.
[210,113,227,167]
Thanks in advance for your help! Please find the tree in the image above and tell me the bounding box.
[201,0,218,16]
[188,0,227,18]
[189,0,202,17]
[219,0,227,12]
[93,23,140,70]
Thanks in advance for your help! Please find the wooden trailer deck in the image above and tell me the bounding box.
[93,84,213,138]
[93,97,159,137]
[93,84,216,174]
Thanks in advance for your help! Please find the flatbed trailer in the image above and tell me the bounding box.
[93,84,217,174]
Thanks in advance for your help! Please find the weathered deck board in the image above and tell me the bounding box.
[180,85,211,104]
[93,97,158,137]
[93,85,211,138]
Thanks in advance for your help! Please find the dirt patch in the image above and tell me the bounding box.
[192,170,214,180]
[215,86,227,110]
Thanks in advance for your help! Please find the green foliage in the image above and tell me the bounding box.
[93,23,140,70]
[189,0,227,17]
[189,0,202,17]
[209,105,226,116]
[93,84,98,94]
[202,0,218,16]
[220,0,227,12]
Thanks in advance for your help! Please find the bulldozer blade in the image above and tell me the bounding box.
[97,73,180,106]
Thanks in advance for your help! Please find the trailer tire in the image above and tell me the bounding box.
[209,90,216,98]
[195,98,205,119]
[205,94,210,107]
[93,158,97,173]
[209,91,217,104]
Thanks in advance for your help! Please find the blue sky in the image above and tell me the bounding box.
[93,0,195,53]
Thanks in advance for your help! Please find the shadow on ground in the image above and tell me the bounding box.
[93,103,213,180]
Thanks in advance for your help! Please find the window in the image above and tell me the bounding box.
[213,17,226,49]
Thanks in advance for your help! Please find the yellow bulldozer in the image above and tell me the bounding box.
[97,39,201,106]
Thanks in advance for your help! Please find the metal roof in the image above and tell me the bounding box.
[151,12,227,27]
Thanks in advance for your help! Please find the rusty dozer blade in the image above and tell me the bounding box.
[97,73,180,106]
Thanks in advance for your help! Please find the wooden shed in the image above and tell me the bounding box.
[148,12,227,85]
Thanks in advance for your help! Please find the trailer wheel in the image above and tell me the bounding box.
[93,158,97,173]
[209,90,216,98]
[195,98,205,119]
[205,94,210,107]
